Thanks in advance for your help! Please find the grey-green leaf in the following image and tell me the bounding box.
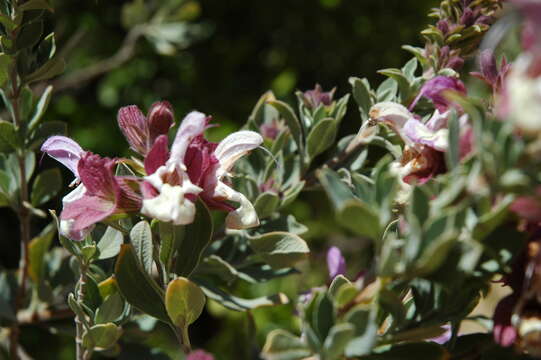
[130,220,153,274]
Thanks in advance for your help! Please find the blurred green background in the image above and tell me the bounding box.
[1,0,439,358]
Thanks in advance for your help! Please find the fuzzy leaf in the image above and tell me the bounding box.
[249,232,309,269]
[261,330,311,360]
[165,277,206,328]
[31,168,61,206]
[130,220,153,274]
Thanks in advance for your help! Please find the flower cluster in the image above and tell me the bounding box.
[42,102,263,240]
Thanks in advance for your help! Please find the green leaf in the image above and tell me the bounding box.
[97,227,123,260]
[165,277,206,328]
[268,100,303,152]
[30,168,61,206]
[28,223,55,282]
[344,306,378,357]
[323,323,355,360]
[0,120,20,153]
[411,186,429,227]
[261,330,311,360]
[24,57,64,84]
[15,20,43,50]
[84,274,103,311]
[18,0,53,12]
[196,279,288,311]
[158,221,180,273]
[376,78,398,102]
[328,275,350,299]
[362,342,449,360]
[378,68,412,102]
[254,191,281,219]
[130,220,153,274]
[174,200,213,277]
[306,118,338,160]
[28,85,53,130]
[0,54,13,87]
[95,292,125,324]
[308,291,334,341]
[82,323,122,350]
[338,200,381,241]
[114,244,169,323]
[249,232,309,269]
[349,77,373,120]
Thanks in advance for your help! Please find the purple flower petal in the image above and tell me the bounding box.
[409,76,466,112]
[327,246,346,280]
[41,136,84,178]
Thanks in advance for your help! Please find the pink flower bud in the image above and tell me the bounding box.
[148,101,174,144]
[327,246,346,280]
[303,84,336,108]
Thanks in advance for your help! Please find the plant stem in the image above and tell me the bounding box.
[172,325,191,354]
[75,264,88,360]
[8,48,31,360]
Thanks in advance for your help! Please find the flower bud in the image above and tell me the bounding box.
[117,105,148,155]
[303,84,335,108]
[148,101,174,144]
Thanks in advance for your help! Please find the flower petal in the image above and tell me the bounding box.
[327,246,346,280]
[78,153,118,198]
[41,136,84,178]
[169,111,207,167]
[403,118,448,151]
[214,181,259,229]
[214,130,263,177]
[141,183,197,225]
[145,135,170,175]
[60,185,115,239]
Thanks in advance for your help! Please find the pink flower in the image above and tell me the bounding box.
[493,295,519,347]
[141,111,263,229]
[42,136,141,240]
[409,76,466,113]
[369,102,472,184]
[471,50,510,93]
[117,101,174,156]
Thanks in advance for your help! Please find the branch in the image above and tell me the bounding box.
[52,25,145,93]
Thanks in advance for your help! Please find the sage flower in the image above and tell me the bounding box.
[142,111,263,229]
[303,84,336,108]
[409,76,466,112]
[42,136,141,240]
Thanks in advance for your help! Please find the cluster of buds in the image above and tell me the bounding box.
[421,0,504,72]
[42,102,263,240]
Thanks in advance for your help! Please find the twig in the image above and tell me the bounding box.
[52,25,145,93]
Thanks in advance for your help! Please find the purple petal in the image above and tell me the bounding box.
[409,76,466,112]
[41,136,84,178]
[479,50,499,86]
[327,246,346,279]
[78,153,118,198]
[402,118,448,151]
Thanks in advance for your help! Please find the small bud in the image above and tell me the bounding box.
[479,49,499,85]
[148,101,174,144]
[303,84,336,108]
[117,105,148,155]
[437,20,450,35]
[326,246,346,280]
[460,7,475,27]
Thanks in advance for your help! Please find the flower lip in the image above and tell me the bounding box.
[41,135,85,179]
